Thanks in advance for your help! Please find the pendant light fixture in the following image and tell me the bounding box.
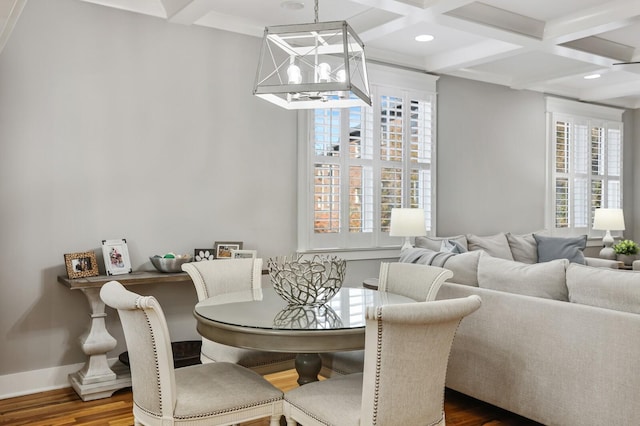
[253,0,371,109]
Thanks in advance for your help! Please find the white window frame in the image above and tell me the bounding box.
[297,64,439,257]
[545,97,624,237]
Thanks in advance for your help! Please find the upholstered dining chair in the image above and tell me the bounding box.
[100,280,283,426]
[182,259,296,374]
[284,295,482,426]
[320,262,454,376]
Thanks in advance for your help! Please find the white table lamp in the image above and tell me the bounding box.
[389,208,427,251]
[593,208,625,260]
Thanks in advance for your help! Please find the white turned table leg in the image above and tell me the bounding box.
[69,287,131,400]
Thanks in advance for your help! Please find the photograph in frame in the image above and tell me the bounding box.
[194,248,215,262]
[214,241,243,259]
[231,249,257,259]
[102,238,133,275]
[64,251,100,279]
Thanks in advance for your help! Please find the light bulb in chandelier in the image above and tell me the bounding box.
[336,69,346,82]
[287,64,302,84]
[317,63,331,82]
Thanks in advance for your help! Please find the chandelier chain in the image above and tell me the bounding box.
[314,0,319,23]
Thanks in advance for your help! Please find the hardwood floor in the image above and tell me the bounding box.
[0,369,541,425]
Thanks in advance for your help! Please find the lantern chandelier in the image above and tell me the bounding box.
[253,0,371,109]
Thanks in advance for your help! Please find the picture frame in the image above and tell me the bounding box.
[64,251,100,279]
[214,241,243,259]
[102,238,133,276]
[194,248,215,262]
[231,249,257,259]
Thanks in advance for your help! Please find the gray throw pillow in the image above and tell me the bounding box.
[506,232,538,263]
[477,253,569,301]
[414,235,468,251]
[534,234,587,264]
[466,233,514,260]
[566,263,640,314]
[440,239,467,254]
[442,251,481,286]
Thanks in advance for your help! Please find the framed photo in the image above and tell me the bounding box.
[231,249,257,259]
[64,251,99,279]
[102,239,132,276]
[214,241,243,259]
[194,248,215,262]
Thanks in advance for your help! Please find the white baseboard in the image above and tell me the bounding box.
[0,359,118,400]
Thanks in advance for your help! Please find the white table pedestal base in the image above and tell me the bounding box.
[69,287,131,401]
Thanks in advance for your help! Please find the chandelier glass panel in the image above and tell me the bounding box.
[253,18,371,109]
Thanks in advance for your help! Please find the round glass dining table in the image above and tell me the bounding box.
[193,286,414,384]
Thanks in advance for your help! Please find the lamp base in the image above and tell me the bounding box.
[600,230,616,260]
[599,246,617,260]
[400,237,413,252]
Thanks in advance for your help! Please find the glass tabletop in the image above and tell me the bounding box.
[194,286,414,331]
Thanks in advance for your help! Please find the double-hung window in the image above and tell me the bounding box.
[546,97,623,236]
[298,66,438,253]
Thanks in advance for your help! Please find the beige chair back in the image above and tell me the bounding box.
[378,262,454,301]
[360,295,482,425]
[100,281,176,420]
[182,258,263,301]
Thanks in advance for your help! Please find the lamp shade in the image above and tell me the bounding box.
[389,208,427,237]
[593,208,625,231]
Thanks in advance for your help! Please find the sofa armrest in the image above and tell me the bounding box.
[437,282,640,426]
[584,256,619,268]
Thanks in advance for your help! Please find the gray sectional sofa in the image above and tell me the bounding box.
[403,232,640,425]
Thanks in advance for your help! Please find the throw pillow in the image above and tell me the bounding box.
[414,235,468,252]
[442,251,481,286]
[506,232,538,263]
[477,253,569,301]
[534,234,587,264]
[566,263,640,314]
[440,239,468,254]
[466,233,514,260]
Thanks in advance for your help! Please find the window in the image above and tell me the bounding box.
[298,66,438,253]
[546,97,623,236]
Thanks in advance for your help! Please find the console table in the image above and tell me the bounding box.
[58,271,192,401]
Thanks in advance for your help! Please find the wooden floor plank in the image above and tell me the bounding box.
[0,369,541,425]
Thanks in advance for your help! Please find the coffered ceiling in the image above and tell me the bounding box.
[5,0,640,108]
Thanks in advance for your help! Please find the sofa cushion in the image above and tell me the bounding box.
[477,253,569,301]
[534,234,587,264]
[566,263,640,314]
[506,232,538,264]
[442,251,481,287]
[440,239,467,254]
[466,233,514,260]
[414,235,467,251]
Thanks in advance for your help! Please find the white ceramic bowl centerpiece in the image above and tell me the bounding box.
[268,254,346,306]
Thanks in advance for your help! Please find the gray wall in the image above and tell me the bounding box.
[0,0,636,391]
[437,76,547,235]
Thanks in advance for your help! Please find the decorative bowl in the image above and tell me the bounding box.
[268,254,346,306]
[149,255,192,273]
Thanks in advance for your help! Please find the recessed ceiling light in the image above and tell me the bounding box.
[415,34,434,42]
[584,73,601,80]
[281,0,305,10]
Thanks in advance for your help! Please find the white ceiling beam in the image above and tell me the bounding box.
[425,39,522,72]
[159,0,193,19]
[543,0,640,43]
[194,11,264,37]
[579,79,640,102]
[358,14,423,41]
[165,0,217,25]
